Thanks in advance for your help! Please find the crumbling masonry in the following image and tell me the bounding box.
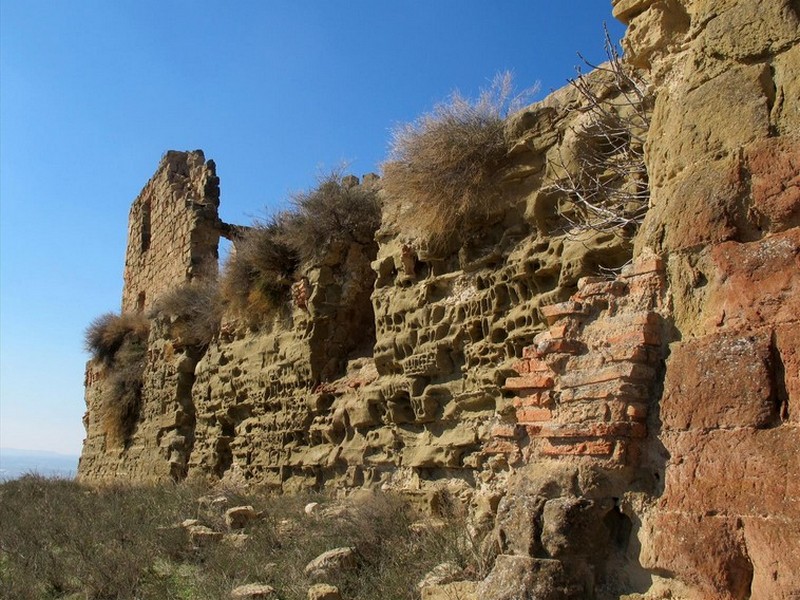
[121,150,223,314]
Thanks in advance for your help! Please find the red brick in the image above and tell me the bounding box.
[504,374,554,391]
[540,439,614,456]
[600,311,661,328]
[516,408,552,424]
[560,381,649,402]
[522,345,540,360]
[512,359,530,374]
[513,392,549,408]
[539,301,588,324]
[623,256,664,276]
[538,422,642,438]
[548,323,569,339]
[527,358,553,373]
[577,276,607,289]
[491,423,520,439]
[560,363,655,388]
[575,279,627,298]
[607,326,661,347]
[483,440,520,455]
[542,339,584,355]
[607,343,662,364]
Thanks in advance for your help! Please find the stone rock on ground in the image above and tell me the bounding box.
[230,583,276,598]
[421,580,478,600]
[186,524,223,547]
[225,505,258,529]
[307,583,341,600]
[304,547,357,581]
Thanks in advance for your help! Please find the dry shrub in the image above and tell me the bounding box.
[84,311,150,364]
[220,173,380,325]
[382,72,530,253]
[101,331,148,447]
[150,280,223,347]
[283,171,381,262]
[84,312,150,446]
[220,217,300,322]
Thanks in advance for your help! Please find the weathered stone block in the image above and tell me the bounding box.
[640,512,753,600]
[476,556,591,600]
[540,497,612,559]
[704,229,800,333]
[659,428,800,517]
[661,331,779,430]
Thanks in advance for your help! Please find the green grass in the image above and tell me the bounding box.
[0,476,483,600]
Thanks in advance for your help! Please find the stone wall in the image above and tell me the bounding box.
[78,2,800,597]
[79,318,199,481]
[121,149,221,314]
[613,0,800,597]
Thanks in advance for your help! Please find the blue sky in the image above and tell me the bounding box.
[0,1,625,456]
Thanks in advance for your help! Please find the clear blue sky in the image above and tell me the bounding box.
[0,1,625,456]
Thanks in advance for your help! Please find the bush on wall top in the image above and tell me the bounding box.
[220,172,381,324]
[381,72,531,254]
[283,171,381,262]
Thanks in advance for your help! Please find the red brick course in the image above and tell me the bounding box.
[495,257,666,465]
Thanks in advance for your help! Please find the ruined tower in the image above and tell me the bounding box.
[121,150,221,314]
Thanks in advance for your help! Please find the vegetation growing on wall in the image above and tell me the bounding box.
[220,217,300,324]
[551,32,651,235]
[221,173,381,324]
[150,281,223,348]
[381,72,529,254]
[283,171,382,262]
[84,312,150,446]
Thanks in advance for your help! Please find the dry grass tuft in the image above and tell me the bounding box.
[100,341,147,447]
[283,171,381,262]
[150,280,223,347]
[84,312,150,447]
[382,72,529,253]
[220,217,300,323]
[84,312,150,365]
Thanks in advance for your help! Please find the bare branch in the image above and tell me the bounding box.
[548,26,652,237]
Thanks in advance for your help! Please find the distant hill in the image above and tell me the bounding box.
[0,448,79,481]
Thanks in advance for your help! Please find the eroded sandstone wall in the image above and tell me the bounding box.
[80,71,640,492]
[79,3,799,597]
